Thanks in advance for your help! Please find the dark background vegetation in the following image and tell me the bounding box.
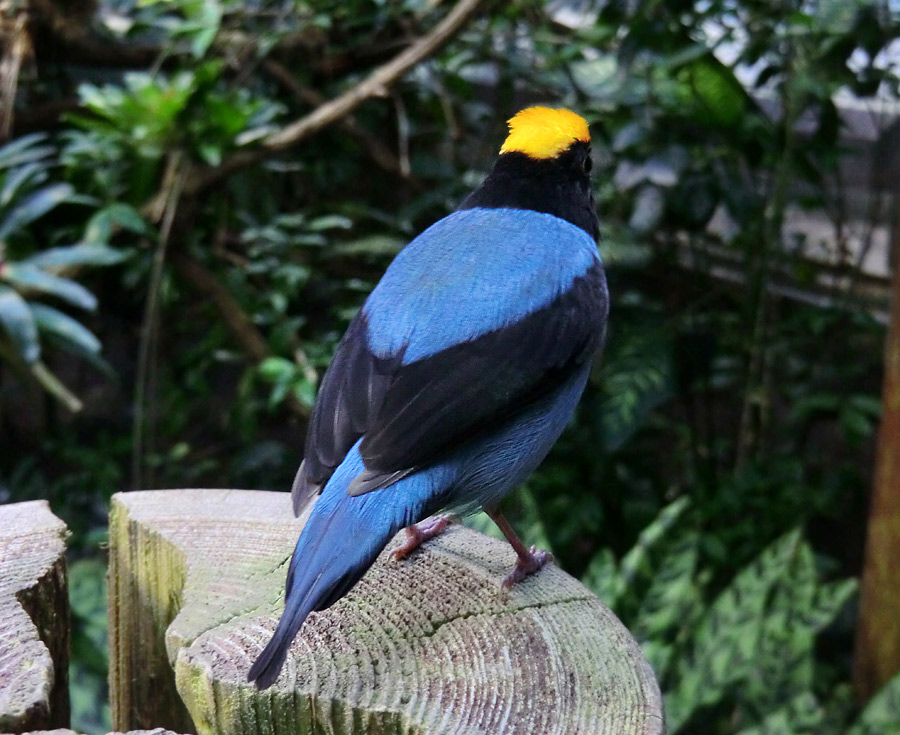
[1,0,899,732]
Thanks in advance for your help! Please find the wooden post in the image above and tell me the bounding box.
[0,500,69,732]
[20,729,185,735]
[109,489,664,735]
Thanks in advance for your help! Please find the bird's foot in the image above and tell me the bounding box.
[392,515,452,561]
[501,546,554,590]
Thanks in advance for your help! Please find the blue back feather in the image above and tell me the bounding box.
[364,208,599,363]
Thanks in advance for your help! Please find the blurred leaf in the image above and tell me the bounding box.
[629,185,665,234]
[0,284,40,363]
[581,547,620,606]
[849,670,900,735]
[0,133,54,170]
[307,215,354,231]
[2,264,98,311]
[25,243,129,269]
[673,56,748,128]
[31,303,101,355]
[1,163,49,208]
[331,234,406,257]
[0,183,76,240]
[666,530,856,731]
[614,497,692,615]
[734,692,825,735]
[84,203,153,244]
[598,326,672,451]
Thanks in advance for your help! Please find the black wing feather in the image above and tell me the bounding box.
[293,262,607,512]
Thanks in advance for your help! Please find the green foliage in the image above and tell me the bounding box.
[0,135,135,408]
[849,671,900,735]
[584,500,863,734]
[1,0,897,732]
[69,558,111,735]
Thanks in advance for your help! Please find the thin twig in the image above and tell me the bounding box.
[170,252,272,364]
[261,58,418,185]
[169,250,311,419]
[132,153,187,489]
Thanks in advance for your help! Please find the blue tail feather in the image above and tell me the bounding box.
[248,446,436,689]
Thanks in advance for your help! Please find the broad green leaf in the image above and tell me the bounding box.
[25,243,129,269]
[84,203,152,244]
[0,183,75,240]
[187,0,223,57]
[673,56,747,128]
[599,328,672,452]
[665,530,853,731]
[615,497,691,614]
[31,303,101,355]
[633,531,702,640]
[2,264,97,311]
[0,284,40,363]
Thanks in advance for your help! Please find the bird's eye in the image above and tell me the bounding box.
[582,155,593,174]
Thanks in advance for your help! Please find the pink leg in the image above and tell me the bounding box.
[392,515,452,561]
[484,507,554,589]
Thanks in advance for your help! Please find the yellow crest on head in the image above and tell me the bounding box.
[499,107,591,160]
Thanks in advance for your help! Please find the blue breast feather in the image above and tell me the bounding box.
[363,207,600,364]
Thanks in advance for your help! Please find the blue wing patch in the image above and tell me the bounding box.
[363,208,600,363]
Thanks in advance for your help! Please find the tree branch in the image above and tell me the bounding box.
[143,0,485,216]
[170,251,311,419]
[170,252,271,364]
[261,58,421,186]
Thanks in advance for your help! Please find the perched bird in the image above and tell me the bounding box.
[247,106,609,689]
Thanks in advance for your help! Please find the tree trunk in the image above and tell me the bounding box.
[854,217,900,701]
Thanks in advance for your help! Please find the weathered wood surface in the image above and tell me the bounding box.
[0,501,70,733]
[21,729,186,735]
[110,489,664,735]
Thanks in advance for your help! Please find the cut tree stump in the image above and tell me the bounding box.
[109,489,664,735]
[21,729,187,735]
[0,500,70,733]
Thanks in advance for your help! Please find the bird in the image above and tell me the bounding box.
[247,106,609,690]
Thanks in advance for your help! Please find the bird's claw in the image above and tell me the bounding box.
[501,546,554,591]
[392,515,451,561]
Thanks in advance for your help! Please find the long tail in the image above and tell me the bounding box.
[247,451,433,689]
